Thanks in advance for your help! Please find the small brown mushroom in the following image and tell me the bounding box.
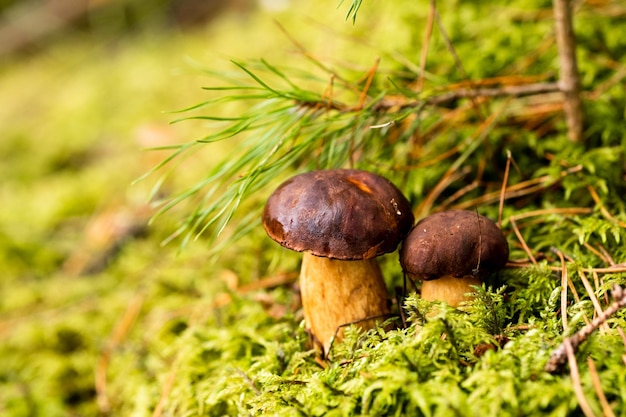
[263,169,414,356]
[399,210,508,307]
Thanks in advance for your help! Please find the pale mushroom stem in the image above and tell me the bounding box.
[420,275,482,307]
[299,252,390,356]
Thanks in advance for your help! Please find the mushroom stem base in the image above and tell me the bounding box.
[300,253,390,357]
[420,275,482,307]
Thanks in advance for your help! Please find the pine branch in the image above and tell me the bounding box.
[374,83,560,110]
[545,284,626,374]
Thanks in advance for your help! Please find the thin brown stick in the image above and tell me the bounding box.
[587,184,626,228]
[416,0,436,91]
[438,178,480,210]
[577,269,609,331]
[583,243,610,266]
[511,207,592,222]
[431,4,486,116]
[559,252,584,324]
[509,217,537,264]
[587,357,616,417]
[555,251,595,327]
[498,150,512,228]
[565,339,597,417]
[552,248,570,332]
[553,0,584,141]
[356,58,380,110]
[407,142,462,170]
[596,244,616,266]
[151,359,179,417]
[433,6,467,80]
[553,248,584,307]
[592,271,610,306]
[96,292,144,414]
[273,20,351,89]
[323,74,335,112]
[506,262,626,274]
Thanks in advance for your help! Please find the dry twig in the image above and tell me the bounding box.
[587,357,616,417]
[553,0,584,141]
[564,339,596,417]
[545,284,626,373]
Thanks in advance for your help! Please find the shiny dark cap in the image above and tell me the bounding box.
[262,169,414,260]
[399,210,509,281]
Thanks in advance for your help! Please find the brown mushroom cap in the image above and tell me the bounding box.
[263,169,414,260]
[399,210,509,281]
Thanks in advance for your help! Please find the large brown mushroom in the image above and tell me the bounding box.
[399,210,509,307]
[263,169,414,356]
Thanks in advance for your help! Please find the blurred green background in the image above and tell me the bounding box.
[0,1,303,415]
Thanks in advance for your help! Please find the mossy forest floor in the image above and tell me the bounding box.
[2,1,626,416]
